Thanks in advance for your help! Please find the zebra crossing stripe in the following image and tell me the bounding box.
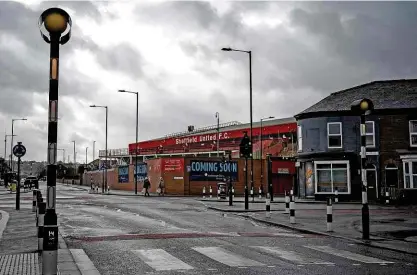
[304,246,394,264]
[192,246,265,267]
[132,249,194,271]
[251,246,334,265]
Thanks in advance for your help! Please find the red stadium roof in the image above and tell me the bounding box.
[129,117,296,154]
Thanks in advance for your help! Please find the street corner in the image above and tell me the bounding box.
[0,210,10,240]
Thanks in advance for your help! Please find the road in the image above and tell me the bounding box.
[1,182,416,275]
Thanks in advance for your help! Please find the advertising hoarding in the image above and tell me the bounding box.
[189,160,238,181]
[118,165,129,183]
[134,163,148,181]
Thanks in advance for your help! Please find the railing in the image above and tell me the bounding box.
[98,148,129,157]
[164,121,242,139]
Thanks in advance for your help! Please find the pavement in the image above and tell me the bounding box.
[0,183,100,275]
[201,199,417,256]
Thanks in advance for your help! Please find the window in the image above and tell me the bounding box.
[403,161,417,189]
[297,125,302,152]
[314,161,350,194]
[327,122,342,148]
[410,120,417,147]
[365,121,375,148]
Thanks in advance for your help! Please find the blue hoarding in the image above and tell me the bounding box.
[118,165,129,183]
[189,160,238,181]
[134,163,148,181]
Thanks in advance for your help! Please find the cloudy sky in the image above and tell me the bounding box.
[1,0,417,162]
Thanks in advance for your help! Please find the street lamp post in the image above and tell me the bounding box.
[4,134,17,167]
[90,105,108,193]
[10,118,27,171]
[221,47,254,200]
[118,90,139,194]
[38,7,72,274]
[85,147,88,164]
[215,112,220,156]
[72,140,76,182]
[260,116,274,198]
[351,98,374,240]
[93,140,96,161]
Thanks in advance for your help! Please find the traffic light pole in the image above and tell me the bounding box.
[267,154,273,202]
[228,153,233,206]
[244,157,249,210]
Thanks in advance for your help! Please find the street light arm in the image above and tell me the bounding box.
[118,90,138,95]
[221,47,250,54]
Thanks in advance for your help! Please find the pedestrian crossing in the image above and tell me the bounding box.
[128,244,400,272]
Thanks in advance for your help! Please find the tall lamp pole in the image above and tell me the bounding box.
[118,90,139,194]
[10,118,27,171]
[90,105,108,193]
[260,116,274,195]
[93,140,96,161]
[351,98,374,240]
[4,134,17,167]
[215,112,220,156]
[72,140,76,180]
[221,47,254,199]
[85,147,88,164]
[38,7,72,274]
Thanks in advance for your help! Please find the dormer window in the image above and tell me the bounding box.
[327,122,342,149]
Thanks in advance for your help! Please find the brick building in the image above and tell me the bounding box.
[295,79,417,203]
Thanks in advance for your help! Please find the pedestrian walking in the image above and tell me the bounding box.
[158,177,165,196]
[143,177,151,197]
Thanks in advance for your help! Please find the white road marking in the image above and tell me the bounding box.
[132,249,193,271]
[305,246,394,264]
[251,221,260,227]
[353,263,361,266]
[251,246,334,265]
[268,265,276,268]
[192,246,265,267]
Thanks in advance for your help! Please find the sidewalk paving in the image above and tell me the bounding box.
[202,200,417,256]
[0,207,86,274]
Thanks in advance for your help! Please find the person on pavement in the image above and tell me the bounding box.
[158,177,165,196]
[143,177,151,197]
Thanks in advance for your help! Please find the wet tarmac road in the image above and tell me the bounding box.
[38,184,417,274]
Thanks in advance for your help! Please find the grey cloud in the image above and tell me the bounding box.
[38,1,103,22]
[136,1,218,31]
[94,43,144,79]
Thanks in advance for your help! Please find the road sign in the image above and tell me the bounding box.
[13,143,26,158]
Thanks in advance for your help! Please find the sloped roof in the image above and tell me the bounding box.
[295,79,417,117]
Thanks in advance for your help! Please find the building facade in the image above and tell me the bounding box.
[295,79,417,203]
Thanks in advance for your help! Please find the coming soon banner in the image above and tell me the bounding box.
[189,160,238,182]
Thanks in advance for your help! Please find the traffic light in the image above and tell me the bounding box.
[239,132,252,158]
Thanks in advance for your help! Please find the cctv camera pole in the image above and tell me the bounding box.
[39,7,72,274]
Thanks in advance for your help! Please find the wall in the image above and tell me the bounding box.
[83,169,117,188]
[299,116,368,155]
[379,114,413,189]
